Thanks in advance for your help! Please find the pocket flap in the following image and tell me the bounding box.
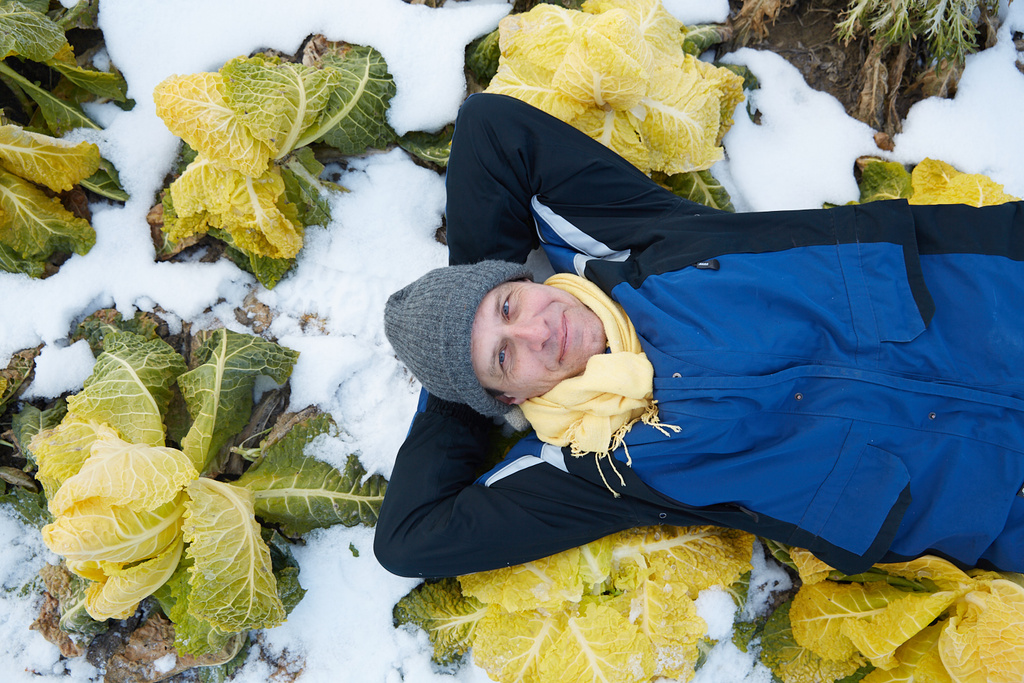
[797,440,910,556]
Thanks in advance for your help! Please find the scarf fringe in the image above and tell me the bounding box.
[568,402,680,496]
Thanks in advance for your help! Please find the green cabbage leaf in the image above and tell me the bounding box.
[0,0,68,61]
[302,43,398,154]
[178,329,298,472]
[0,167,95,263]
[220,55,338,159]
[393,578,487,666]
[152,557,240,657]
[234,412,387,533]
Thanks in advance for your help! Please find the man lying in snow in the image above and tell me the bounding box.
[373,93,1024,579]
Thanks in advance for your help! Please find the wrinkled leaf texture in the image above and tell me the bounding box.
[43,492,186,565]
[0,241,44,276]
[310,44,397,155]
[461,546,585,614]
[152,558,239,658]
[536,599,655,683]
[0,167,95,264]
[0,124,101,192]
[208,226,294,290]
[85,534,184,620]
[610,525,754,597]
[393,578,486,665]
[29,418,115,499]
[234,412,386,533]
[857,159,914,203]
[221,55,338,159]
[759,600,866,683]
[178,328,298,472]
[0,347,38,414]
[47,435,197,516]
[153,71,274,177]
[909,158,1020,206]
[281,147,333,227]
[66,332,186,447]
[653,169,734,211]
[471,605,566,683]
[608,568,705,680]
[168,156,302,260]
[183,477,286,632]
[0,0,68,62]
[487,0,744,175]
[38,563,105,636]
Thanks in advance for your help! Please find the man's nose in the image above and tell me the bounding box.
[512,317,548,349]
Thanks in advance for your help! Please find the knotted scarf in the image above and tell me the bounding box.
[520,274,679,492]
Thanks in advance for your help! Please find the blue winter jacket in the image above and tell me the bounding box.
[374,94,1024,579]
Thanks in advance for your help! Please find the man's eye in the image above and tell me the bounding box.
[498,348,506,367]
[502,299,510,319]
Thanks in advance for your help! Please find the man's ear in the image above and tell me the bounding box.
[495,394,525,405]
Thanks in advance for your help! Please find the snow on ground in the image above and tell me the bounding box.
[1,0,1022,681]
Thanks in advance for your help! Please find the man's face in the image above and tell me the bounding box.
[471,280,607,404]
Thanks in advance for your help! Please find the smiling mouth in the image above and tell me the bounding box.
[558,315,568,364]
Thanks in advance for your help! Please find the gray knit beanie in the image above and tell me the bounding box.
[384,260,533,418]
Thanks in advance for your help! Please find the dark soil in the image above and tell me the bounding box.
[729,0,866,112]
[723,0,1014,137]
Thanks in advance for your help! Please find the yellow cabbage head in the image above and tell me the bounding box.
[486,0,744,175]
[939,579,1024,683]
[458,525,752,683]
[785,554,1024,683]
[40,433,197,620]
[169,155,303,260]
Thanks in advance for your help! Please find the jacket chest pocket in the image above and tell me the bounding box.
[836,241,927,349]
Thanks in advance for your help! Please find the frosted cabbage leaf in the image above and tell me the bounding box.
[0,167,95,261]
[220,55,338,159]
[168,156,302,261]
[85,535,184,621]
[30,418,119,499]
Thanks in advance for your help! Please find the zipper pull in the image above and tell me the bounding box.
[694,259,720,270]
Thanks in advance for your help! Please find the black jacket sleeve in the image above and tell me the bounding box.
[444,93,710,267]
[373,395,652,578]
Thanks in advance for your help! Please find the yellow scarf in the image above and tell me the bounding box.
[520,274,679,491]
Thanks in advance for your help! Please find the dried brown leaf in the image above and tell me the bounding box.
[873,131,895,152]
[103,612,245,682]
[854,39,889,130]
[915,59,964,99]
[235,290,275,335]
[732,0,795,46]
[301,34,330,67]
[30,593,87,658]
